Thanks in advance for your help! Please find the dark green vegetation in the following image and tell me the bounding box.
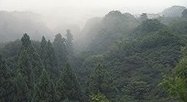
[1,6,187,102]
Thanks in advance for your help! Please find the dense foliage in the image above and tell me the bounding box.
[0,7,187,102]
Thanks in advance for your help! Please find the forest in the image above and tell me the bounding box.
[0,5,187,102]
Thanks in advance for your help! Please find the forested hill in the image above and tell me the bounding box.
[0,6,187,102]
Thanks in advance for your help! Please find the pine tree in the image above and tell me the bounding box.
[46,40,58,75]
[66,29,73,55]
[62,64,84,101]
[40,36,48,64]
[53,33,68,69]
[0,55,14,102]
[40,36,58,76]
[32,69,57,102]
[18,33,43,85]
[56,71,65,101]
[13,73,30,102]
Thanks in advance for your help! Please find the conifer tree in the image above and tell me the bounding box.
[62,64,84,101]
[13,73,30,102]
[66,29,73,55]
[40,36,57,76]
[40,36,48,64]
[18,33,43,85]
[32,69,57,102]
[46,40,58,75]
[0,55,14,102]
[53,33,68,69]
[56,71,65,101]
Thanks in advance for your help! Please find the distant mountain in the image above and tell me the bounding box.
[162,6,186,17]
[77,17,102,51]
[0,11,51,42]
[79,11,139,53]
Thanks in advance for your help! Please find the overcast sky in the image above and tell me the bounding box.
[0,0,186,28]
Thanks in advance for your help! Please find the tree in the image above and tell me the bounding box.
[13,73,30,102]
[40,36,58,76]
[161,48,187,102]
[182,9,187,18]
[66,29,73,50]
[56,71,65,101]
[66,29,73,55]
[124,81,150,100]
[139,13,148,22]
[53,33,67,69]
[32,69,57,102]
[87,64,114,98]
[61,64,84,101]
[18,34,43,85]
[40,36,48,64]
[0,55,14,102]
[46,40,58,75]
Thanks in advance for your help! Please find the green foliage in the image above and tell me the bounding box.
[56,71,65,101]
[90,93,110,102]
[86,11,139,53]
[18,34,43,85]
[87,64,114,99]
[13,73,30,102]
[53,33,68,69]
[0,55,14,102]
[135,19,165,34]
[1,8,187,102]
[32,69,57,102]
[40,36,58,76]
[124,81,150,100]
[62,64,84,101]
[161,51,187,102]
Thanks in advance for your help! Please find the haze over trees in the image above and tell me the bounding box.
[0,5,187,102]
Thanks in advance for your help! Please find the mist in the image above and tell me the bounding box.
[1,0,187,102]
[0,0,186,28]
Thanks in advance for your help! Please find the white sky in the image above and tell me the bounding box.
[0,0,186,28]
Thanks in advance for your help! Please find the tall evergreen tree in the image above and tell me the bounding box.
[13,73,30,102]
[40,36,57,76]
[66,29,73,54]
[56,71,65,101]
[32,69,57,102]
[17,33,43,85]
[53,33,68,69]
[0,55,14,102]
[40,36,48,64]
[16,34,43,101]
[62,64,84,101]
[46,40,58,75]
